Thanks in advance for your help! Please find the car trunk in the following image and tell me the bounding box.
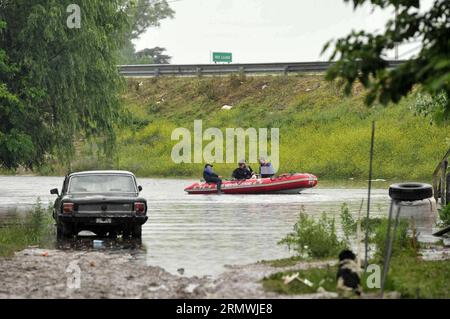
[77,203,133,213]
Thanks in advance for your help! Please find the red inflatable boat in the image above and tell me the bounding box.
[184,173,318,194]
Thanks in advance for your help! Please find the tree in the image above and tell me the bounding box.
[0,0,128,168]
[119,0,174,64]
[136,46,171,64]
[323,0,450,120]
[0,20,35,168]
[126,0,174,40]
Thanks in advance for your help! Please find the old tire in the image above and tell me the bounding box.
[389,183,433,201]
[131,225,142,238]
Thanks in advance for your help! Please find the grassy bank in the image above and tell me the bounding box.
[0,201,54,257]
[262,253,450,298]
[262,205,450,298]
[38,74,449,180]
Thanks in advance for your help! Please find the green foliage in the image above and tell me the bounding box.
[263,253,450,298]
[414,92,449,123]
[118,0,174,64]
[438,203,450,227]
[372,217,412,259]
[124,0,174,40]
[340,203,355,242]
[0,200,54,257]
[384,253,450,298]
[324,0,450,118]
[279,211,347,259]
[135,47,171,64]
[99,76,449,179]
[263,266,338,295]
[0,1,129,169]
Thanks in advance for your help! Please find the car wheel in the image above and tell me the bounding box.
[57,222,74,238]
[56,223,64,238]
[122,228,131,238]
[389,183,433,201]
[108,230,118,238]
[131,225,142,238]
[96,230,107,237]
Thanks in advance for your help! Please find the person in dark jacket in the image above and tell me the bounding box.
[232,160,254,180]
[203,164,223,193]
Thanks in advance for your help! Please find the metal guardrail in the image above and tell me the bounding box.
[118,60,405,77]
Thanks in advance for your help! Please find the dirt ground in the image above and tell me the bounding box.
[2,247,447,299]
[0,248,339,299]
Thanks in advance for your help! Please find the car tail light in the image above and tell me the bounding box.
[63,203,74,214]
[134,202,145,214]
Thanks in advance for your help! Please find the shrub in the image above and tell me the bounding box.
[438,203,450,227]
[278,210,347,259]
[0,200,54,256]
[372,218,411,259]
[339,203,355,242]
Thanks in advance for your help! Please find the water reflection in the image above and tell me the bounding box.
[0,176,391,276]
[54,233,146,259]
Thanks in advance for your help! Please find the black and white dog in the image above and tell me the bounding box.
[336,249,362,296]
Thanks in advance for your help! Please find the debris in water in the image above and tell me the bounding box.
[177,268,185,275]
[443,238,450,247]
[420,247,450,261]
[147,284,169,292]
[41,252,49,257]
[282,273,313,287]
[184,283,198,294]
[282,273,298,284]
[93,240,103,249]
[317,286,326,293]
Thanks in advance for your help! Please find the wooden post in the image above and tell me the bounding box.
[432,146,450,206]
[364,121,375,270]
[442,159,448,206]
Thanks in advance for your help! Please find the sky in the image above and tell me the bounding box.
[135,0,430,64]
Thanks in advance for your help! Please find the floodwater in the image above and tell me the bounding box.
[0,176,391,276]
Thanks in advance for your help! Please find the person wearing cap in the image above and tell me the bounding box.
[232,160,254,180]
[259,157,275,178]
[203,164,223,193]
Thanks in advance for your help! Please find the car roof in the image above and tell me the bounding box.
[68,170,136,177]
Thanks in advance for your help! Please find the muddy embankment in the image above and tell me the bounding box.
[2,246,448,299]
[0,248,339,299]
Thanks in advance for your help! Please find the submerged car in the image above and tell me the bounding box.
[50,170,148,238]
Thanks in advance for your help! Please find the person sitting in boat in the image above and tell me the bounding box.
[203,164,223,193]
[259,157,275,178]
[232,160,254,180]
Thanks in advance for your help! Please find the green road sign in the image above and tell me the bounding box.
[213,52,232,63]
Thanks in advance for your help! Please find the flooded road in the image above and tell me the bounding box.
[0,176,391,276]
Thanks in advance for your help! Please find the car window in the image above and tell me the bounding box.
[68,175,136,193]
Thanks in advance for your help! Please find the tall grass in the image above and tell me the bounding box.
[0,200,54,257]
[51,75,449,180]
[279,209,347,259]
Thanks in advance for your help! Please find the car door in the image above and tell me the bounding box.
[53,176,68,220]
